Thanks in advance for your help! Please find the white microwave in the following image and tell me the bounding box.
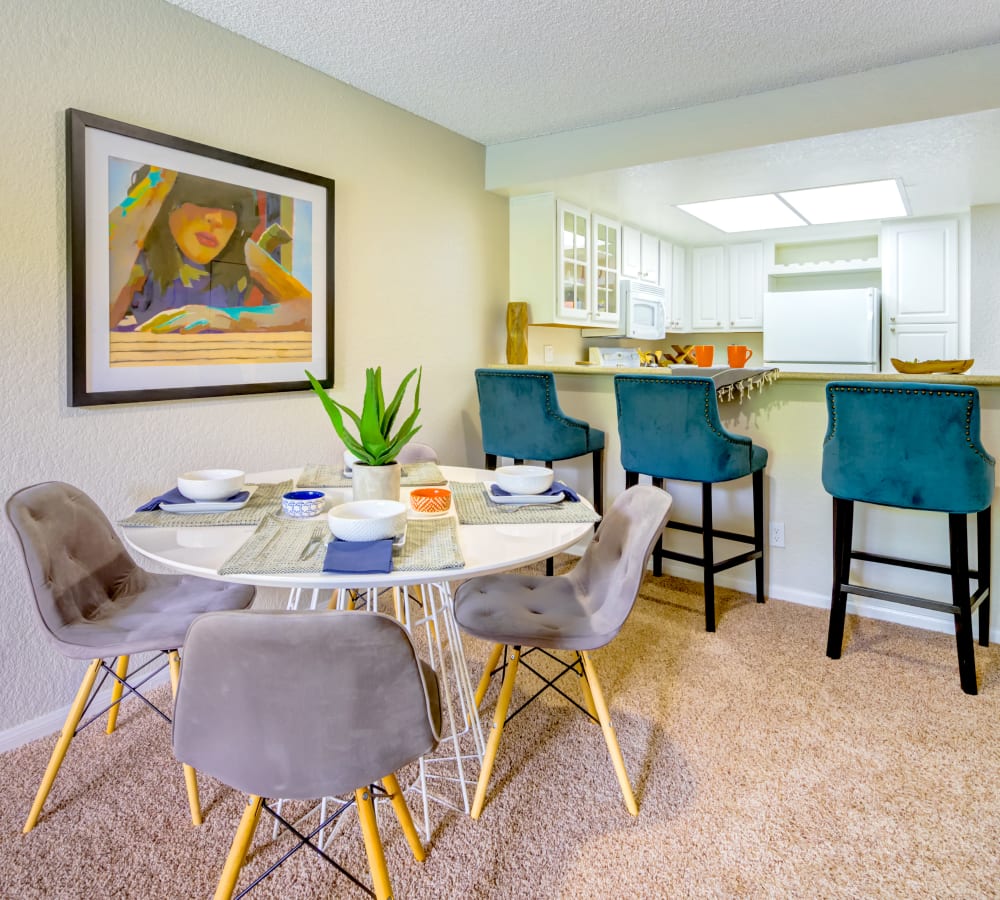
[594,279,666,340]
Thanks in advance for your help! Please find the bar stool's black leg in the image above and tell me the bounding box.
[702,482,716,632]
[827,498,853,659]
[752,468,765,604]
[950,513,978,695]
[651,476,665,577]
[485,453,497,470]
[977,506,991,648]
[624,471,639,489]
[591,448,604,517]
[514,459,524,466]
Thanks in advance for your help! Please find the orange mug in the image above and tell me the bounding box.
[728,345,753,368]
[693,345,714,367]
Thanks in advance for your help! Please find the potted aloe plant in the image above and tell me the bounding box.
[305,366,422,501]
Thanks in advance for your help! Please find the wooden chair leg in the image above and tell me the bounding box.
[827,498,854,659]
[23,658,101,833]
[169,650,203,826]
[702,482,717,632]
[356,786,393,900]
[471,646,521,819]
[575,653,599,721]
[106,655,129,734]
[214,795,263,900]
[382,773,425,862]
[753,468,766,604]
[977,507,991,648]
[950,513,978,695]
[475,644,505,708]
[580,651,638,816]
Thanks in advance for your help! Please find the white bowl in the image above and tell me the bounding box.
[343,449,362,472]
[494,465,554,495]
[177,469,245,501]
[328,499,407,542]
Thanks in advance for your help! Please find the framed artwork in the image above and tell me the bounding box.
[66,108,335,406]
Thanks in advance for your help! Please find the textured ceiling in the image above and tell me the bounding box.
[164,0,1000,145]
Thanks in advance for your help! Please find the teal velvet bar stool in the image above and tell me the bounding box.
[614,374,768,631]
[475,369,605,576]
[822,382,994,694]
[474,369,605,514]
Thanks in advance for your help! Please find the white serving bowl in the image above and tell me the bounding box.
[328,499,407,542]
[177,469,245,502]
[494,465,554,495]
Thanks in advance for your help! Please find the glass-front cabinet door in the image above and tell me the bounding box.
[592,214,620,324]
[557,201,590,322]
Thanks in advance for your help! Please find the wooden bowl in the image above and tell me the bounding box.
[890,358,974,375]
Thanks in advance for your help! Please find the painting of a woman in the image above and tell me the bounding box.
[109,163,312,334]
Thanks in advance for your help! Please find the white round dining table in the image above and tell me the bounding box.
[121,465,595,590]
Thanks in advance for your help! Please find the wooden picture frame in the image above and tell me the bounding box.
[66,108,335,406]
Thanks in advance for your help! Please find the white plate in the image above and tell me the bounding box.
[160,486,256,514]
[486,485,566,505]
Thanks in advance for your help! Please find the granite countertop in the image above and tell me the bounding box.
[484,364,1000,387]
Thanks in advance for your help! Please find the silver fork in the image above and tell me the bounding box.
[300,525,327,560]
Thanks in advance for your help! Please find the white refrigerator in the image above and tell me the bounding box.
[762,288,881,373]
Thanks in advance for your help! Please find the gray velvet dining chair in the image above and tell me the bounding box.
[452,484,672,818]
[4,481,256,833]
[173,609,442,900]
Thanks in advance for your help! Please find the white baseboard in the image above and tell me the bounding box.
[0,667,172,754]
[661,560,998,644]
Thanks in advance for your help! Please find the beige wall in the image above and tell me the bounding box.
[0,0,508,734]
[971,204,1000,369]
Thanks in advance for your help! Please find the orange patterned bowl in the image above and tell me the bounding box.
[410,487,451,515]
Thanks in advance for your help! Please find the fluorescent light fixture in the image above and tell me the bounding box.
[779,179,907,224]
[677,194,807,233]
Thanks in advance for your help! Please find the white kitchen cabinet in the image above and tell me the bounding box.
[728,242,764,329]
[885,323,959,365]
[662,241,690,331]
[621,225,660,283]
[881,218,960,368]
[690,246,728,329]
[591,214,621,324]
[881,218,958,324]
[509,193,619,328]
[691,243,763,331]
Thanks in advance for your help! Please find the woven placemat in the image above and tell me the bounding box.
[218,514,464,576]
[119,481,292,527]
[451,482,601,526]
[297,461,446,488]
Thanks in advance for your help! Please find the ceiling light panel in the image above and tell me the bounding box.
[779,179,907,224]
[676,194,807,233]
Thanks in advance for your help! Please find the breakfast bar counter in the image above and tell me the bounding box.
[477,364,1000,644]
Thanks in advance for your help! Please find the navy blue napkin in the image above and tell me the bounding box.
[490,481,580,502]
[136,487,250,512]
[323,539,394,574]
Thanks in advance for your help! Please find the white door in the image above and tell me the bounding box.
[640,232,660,283]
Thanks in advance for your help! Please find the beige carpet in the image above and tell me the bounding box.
[2,560,999,899]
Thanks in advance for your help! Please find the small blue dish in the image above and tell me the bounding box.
[282,490,326,518]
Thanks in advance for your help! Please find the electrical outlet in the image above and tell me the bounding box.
[543,345,554,363]
[769,522,785,548]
